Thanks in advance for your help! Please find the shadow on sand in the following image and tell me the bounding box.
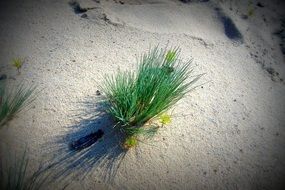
[215,7,243,44]
[41,97,127,186]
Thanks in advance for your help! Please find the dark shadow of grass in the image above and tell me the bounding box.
[40,98,127,186]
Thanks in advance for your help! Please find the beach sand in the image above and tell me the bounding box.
[0,0,285,189]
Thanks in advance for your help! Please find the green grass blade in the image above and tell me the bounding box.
[102,46,202,144]
[0,82,37,127]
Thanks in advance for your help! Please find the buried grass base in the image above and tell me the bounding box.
[123,136,138,149]
[121,113,172,150]
[102,46,202,149]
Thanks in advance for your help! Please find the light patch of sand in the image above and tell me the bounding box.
[0,0,284,189]
[102,0,225,41]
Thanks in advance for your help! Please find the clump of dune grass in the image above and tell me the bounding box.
[0,149,47,190]
[0,81,36,127]
[102,47,202,149]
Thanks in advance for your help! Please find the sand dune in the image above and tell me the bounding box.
[102,0,225,41]
[0,0,284,189]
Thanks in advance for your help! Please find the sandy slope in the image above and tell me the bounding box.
[0,0,285,189]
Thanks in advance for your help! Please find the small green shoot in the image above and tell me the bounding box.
[165,50,176,63]
[12,58,23,74]
[159,113,172,125]
[247,1,254,17]
[123,136,138,149]
[248,8,254,17]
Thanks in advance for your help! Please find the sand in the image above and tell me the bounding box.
[0,0,285,189]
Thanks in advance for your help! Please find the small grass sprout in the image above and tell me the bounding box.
[247,0,254,17]
[159,113,172,125]
[123,136,138,149]
[102,46,202,149]
[248,8,254,17]
[165,50,176,63]
[12,58,23,74]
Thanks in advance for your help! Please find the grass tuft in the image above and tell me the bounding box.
[0,149,48,190]
[0,81,36,127]
[102,47,202,149]
[11,58,23,74]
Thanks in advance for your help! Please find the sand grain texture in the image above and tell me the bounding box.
[0,0,285,189]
